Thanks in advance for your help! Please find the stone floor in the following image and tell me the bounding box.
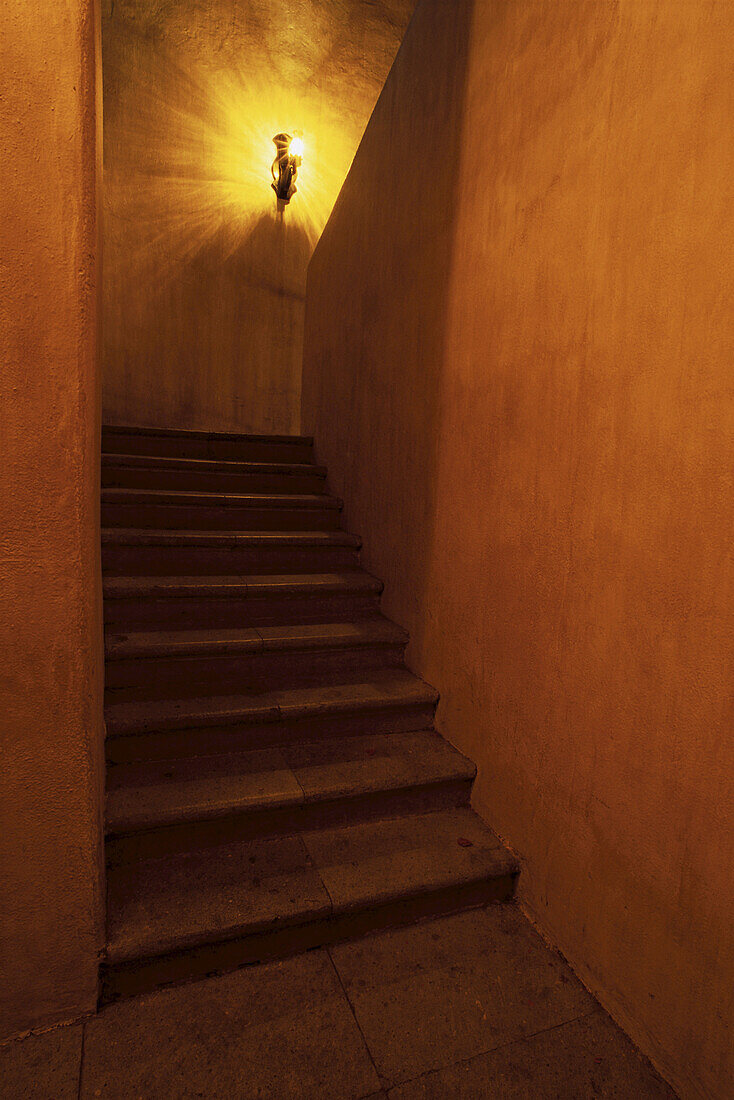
[1,904,676,1099]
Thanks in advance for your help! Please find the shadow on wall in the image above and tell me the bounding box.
[302,0,477,672]
[102,5,363,433]
[105,186,314,435]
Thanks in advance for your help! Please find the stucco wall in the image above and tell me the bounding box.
[301,2,734,1097]
[102,0,415,434]
[0,0,105,1039]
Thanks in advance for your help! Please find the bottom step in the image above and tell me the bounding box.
[103,807,518,1000]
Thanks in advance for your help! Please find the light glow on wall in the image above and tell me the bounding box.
[105,35,357,282]
[101,0,416,432]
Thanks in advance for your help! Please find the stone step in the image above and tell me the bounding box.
[104,670,439,763]
[101,488,342,531]
[105,730,476,863]
[102,453,327,495]
[101,529,362,576]
[103,572,384,628]
[104,620,409,701]
[102,807,519,999]
[102,425,314,464]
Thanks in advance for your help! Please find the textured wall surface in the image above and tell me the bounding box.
[102,0,415,433]
[302,2,734,1097]
[0,0,105,1039]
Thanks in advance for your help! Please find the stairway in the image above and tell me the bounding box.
[101,425,519,999]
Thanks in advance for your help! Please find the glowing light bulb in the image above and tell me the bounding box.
[271,131,304,205]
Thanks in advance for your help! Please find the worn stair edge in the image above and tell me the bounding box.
[102,454,326,476]
[105,779,475,866]
[106,730,476,836]
[103,425,314,445]
[102,809,519,999]
[105,621,407,661]
[106,699,439,765]
[101,529,361,548]
[105,673,439,738]
[103,573,382,600]
[102,489,342,510]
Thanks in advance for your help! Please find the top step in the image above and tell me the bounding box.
[102,426,315,465]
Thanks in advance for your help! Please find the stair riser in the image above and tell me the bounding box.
[105,702,437,764]
[101,503,341,531]
[102,432,313,464]
[102,545,361,576]
[104,646,407,700]
[104,594,382,629]
[102,467,326,495]
[101,874,517,1002]
[106,778,473,865]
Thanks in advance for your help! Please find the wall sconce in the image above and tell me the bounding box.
[271,132,303,206]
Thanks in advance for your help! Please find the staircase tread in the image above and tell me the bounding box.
[308,807,516,913]
[106,731,476,834]
[286,730,475,798]
[105,670,439,736]
[102,488,341,508]
[107,747,301,831]
[102,454,326,476]
[105,619,408,660]
[103,425,314,445]
[105,807,517,964]
[101,528,361,547]
[103,572,382,598]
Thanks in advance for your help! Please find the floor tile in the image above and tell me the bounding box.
[0,1024,83,1100]
[82,950,381,1099]
[387,1010,677,1098]
[330,905,596,1087]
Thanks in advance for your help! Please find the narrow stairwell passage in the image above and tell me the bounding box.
[101,425,519,999]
